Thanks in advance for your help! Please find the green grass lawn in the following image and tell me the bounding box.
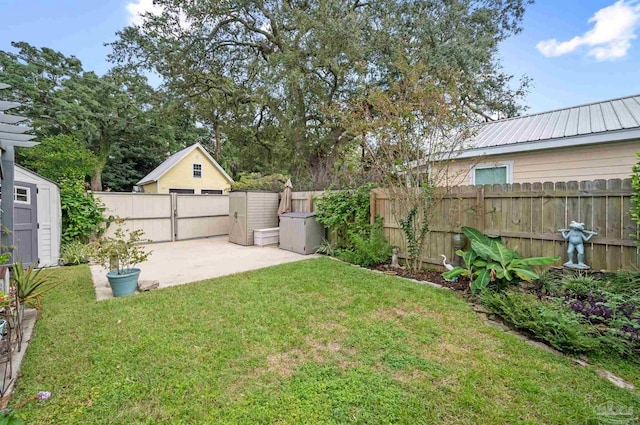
[11,258,640,424]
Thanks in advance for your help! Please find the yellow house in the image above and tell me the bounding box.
[137,143,233,194]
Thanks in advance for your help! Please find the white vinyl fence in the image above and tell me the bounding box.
[95,192,229,243]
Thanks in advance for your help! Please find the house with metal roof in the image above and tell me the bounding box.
[448,94,640,185]
[137,143,233,194]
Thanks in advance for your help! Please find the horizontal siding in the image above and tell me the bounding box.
[446,140,638,185]
[510,140,638,183]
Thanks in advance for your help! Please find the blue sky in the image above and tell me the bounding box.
[1,0,639,114]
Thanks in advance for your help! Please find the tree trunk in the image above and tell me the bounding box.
[91,170,102,191]
[214,123,221,161]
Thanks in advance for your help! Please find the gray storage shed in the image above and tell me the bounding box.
[229,191,279,246]
[279,212,325,255]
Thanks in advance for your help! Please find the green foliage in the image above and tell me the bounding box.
[60,179,105,244]
[398,207,430,273]
[480,291,601,354]
[110,0,531,187]
[231,173,289,191]
[0,411,23,425]
[443,226,558,292]
[60,241,93,265]
[315,185,373,249]
[2,42,196,191]
[337,218,392,267]
[18,135,97,181]
[485,270,640,359]
[607,270,640,297]
[315,185,391,267]
[631,152,640,243]
[91,225,151,274]
[11,261,59,310]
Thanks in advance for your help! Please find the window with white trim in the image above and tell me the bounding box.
[192,163,202,178]
[471,161,513,185]
[0,186,32,203]
[15,187,30,203]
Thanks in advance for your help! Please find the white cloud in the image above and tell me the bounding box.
[126,0,163,26]
[536,0,640,61]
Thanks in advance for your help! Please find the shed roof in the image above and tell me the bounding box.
[461,94,640,158]
[137,143,233,186]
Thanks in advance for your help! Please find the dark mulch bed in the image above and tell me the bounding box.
[373,264,471,292]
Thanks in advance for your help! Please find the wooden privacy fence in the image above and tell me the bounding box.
[373,179,639,271]
[95,192,229,243]
[290,191,326,213]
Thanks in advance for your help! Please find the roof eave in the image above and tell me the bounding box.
[458,128,640,159]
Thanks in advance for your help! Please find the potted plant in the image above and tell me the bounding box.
[92,226,151,297]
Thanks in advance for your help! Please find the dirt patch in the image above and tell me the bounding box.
[266,349,307,377]
[369,304,446,323]
[316,321,349,334]
[373,264,471,292]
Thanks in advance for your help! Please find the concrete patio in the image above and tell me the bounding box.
[90,236,316,301]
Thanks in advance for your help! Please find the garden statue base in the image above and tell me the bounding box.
[563,261,590,270]
[138,280,159,291]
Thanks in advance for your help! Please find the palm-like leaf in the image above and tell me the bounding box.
[462,226,490,246]
[11,261,60,307]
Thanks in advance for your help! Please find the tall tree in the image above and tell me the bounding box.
[0,42,200,190]
[110,0,531,187]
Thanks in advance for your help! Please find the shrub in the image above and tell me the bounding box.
[443,226,558,292]
[337,218,392,267]
[607,270,640,297]
[60,241,94,265]
[480,290,601,354]
[231,173,289,191]
[91,225,151,274]
[315,184,373,249]
[60,179,105,244]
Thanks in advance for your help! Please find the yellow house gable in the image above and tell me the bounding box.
[139,144,233,194]
[158,148,231,194]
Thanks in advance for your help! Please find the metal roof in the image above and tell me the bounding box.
[137,142,234,185]
[469,94,640,149]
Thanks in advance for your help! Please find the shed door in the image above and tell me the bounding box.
[228,194,247,245]
[13,181,38,267]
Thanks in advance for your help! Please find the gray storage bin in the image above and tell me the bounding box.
[229,191,279,246]
[279,213,325,255]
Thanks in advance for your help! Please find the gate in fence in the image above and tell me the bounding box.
[95,192,229,243]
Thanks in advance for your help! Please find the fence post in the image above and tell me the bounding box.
[370,189,376,225]
[476,186,485,232]
[307,193,314,213]
[171,192,177,241]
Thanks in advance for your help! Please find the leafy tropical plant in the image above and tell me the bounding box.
[11,261,60,310]
[443,226,559,292]
[91,225,151,274]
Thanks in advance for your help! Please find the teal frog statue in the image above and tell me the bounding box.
[558,221,598,270]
